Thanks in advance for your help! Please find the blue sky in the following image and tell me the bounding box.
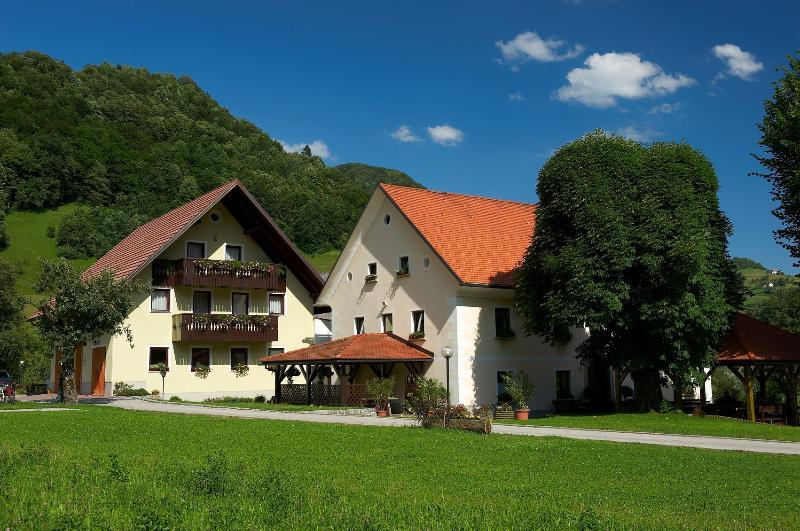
[2,1,799,270]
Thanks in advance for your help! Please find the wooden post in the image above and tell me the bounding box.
[785,365,799,426]
[306,364,312,405]
[274,368,281,404]
[744,366,755,422]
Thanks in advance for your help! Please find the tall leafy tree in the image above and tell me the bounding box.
[33,259,147,402]
[756,52,800,262]
[515,131,744,408]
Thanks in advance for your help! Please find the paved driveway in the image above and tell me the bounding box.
[96,397,800,455]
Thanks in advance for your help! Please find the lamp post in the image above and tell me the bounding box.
[442,346,453,427]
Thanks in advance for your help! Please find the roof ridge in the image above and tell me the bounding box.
[379,182,538,209]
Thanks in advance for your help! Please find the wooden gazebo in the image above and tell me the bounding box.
[713,313,800,425]
[259,333,434,406]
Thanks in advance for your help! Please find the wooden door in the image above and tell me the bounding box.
[73,345,83,395]
[51,351,63,393]
[91,347,106,396]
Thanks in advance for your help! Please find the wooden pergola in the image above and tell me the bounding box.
[709,313,800,425]
[259,333,434,406]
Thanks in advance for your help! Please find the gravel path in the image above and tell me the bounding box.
[95,397,800,455]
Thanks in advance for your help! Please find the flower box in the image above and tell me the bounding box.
[408,331,426,340]
[364,274,378,283]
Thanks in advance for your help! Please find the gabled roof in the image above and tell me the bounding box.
[379,184,537,288]
[84,179,324,296]
[259,333,434,364]
[717,313,800,364]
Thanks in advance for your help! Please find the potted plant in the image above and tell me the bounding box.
[408,331,426,341]
[194,364,212,379]
[503,371,533,420]
[232,362,249,378]
[364,273,378,283]
[149,362,168,398]
[367,376,394,417]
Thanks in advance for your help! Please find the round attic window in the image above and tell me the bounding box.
[422,257,431,269]
[384,214,391,226]
[209,211,222,223]
[347,272,353,282]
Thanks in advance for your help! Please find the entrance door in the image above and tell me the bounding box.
[91,347,106,396]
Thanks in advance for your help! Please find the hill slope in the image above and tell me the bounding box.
[0,51,421,256]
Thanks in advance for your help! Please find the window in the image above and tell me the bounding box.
[186,241,206,259]
[397,256,409,275]
[367,262,377,275]
[381,313,393,333]
[267,347,285,357]
[232,292,249,315]
[495,308,514,338]
[556,370,572,400]
[148,347,168,370]
[384,214,391,225]
[191,348,210,371]
[209,211,221,223]
[269,293,285,315]
[497,371,512,403]
[225,244,242,261]
[412,310,425,334]
[347,272,353,282]
[422,257,431,269]
[230,347,248,369]
[354,317,365,334]
[150,289,170,312]
[192,291,211,314]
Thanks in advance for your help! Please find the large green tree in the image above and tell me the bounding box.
[34,259,147,402]
[515,132,745,408]
[756,52,800,262]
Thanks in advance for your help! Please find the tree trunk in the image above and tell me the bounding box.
[632,368,663,411]
[671,372,684,411]
[61,367,79,405]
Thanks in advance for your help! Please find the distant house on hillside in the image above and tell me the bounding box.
[771,268,784,275]
[50,180,323,399]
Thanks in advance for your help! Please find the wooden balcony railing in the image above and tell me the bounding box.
[172,313,279,342]
[153,259,286,290]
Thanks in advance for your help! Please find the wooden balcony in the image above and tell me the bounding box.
[152,259,286,290]
[172,313,279,342]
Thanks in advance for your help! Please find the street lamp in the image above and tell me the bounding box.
[442,346,453,426]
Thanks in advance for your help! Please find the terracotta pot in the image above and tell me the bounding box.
[514,409,529,420]
[376,409,390,417]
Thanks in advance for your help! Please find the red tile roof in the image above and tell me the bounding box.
[717,313,800,363]
[84,180,239,280]
[259,333,434,364]
[380,184,536,288]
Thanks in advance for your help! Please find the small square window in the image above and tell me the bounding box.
[269,293,285,315]
[225,244,243,261]
[191,348,210,371]
[186,241,206,259]
[148,347,168,370]
[354,317,365,334]
[367,262,377,276]
[151,289,170,312]
[268,347,285,357]
[230,348,248,369]
[398,256,409,275]
[381,313,393,333]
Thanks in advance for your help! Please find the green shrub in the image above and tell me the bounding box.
[112,382,149,397]
[406,377,447,427]
[168,395,182,402]
[254,395,266,403]
[366,376,394,411]
[203,396,254,404]
[503,371,533,410]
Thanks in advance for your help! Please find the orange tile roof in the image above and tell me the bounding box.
[259,333,434,364]
[84,180,239,280]
[717,313,800,363]
[379,184,536,288]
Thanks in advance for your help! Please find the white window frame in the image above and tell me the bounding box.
[147,345,171,372]
[185,240,208,259]
[191,288,214,314]
[381,312,393,333]
[411,310,425,334]
[190,345,212,372]
[268,292,286,316]
[224,243,244,261]
[354,316,365,335]
[229,346,249,371]
[150,288,171,313]
[367,262,377,276]
[266,345,286,357]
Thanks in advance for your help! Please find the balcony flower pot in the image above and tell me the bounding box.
[408,331,426,341]
[514,409,529,420]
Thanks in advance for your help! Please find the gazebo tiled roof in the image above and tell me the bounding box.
[259,333,434,364]
[717,313,800,364]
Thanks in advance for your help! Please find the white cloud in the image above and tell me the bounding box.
[279,139,331,160]
[614,125,661,142]
[507,91,526,102]
[556,52,695,107]
[389,125,422,143]
[712,43,763,80]
[496,31,584,65]
[427,124,464,146]
[649,102,682,114]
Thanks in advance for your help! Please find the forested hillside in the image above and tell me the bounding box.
[0,51,420,258]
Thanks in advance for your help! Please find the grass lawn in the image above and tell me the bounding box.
[2,406,800,529]
[305,249,340,273]
[499,412,800,442]
[0,204,94,314]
